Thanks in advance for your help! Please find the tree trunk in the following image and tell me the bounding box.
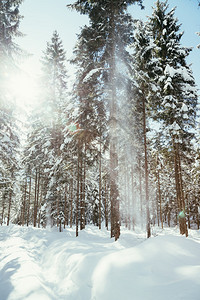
[22,176,27,226]
[33,169,38,227]
[156,190,160,227]
[99,141,102,229]
[64,185,68,229]
[168,209,171,227]
[36,170,40,227]
[70,178,73,228]
[139,158,143,228]
[76,141,80,237]
[104,179,108,230]
[157,158,163,229]
[124,165,128,229]
[1,192,6,225]
[173,140,188,237]
[196,197,199,229]
[7,191,12,226]
[83,145,86,228]
[131,165,135,230]
[127,165,131,230]
[56,190,60,228]
[142,94,151,238]
[27,175,31,227]
[109,4,120,241]
[38,184,43,228]
[80,145,85,231]
[185,194,190,229]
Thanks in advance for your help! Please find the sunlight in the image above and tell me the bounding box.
[9,70,38,108]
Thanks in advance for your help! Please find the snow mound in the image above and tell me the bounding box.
[0,225,200,300]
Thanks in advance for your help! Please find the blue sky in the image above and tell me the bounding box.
[17,0,200,91]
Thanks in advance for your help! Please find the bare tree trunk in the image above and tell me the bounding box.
[139,158,143,227]
[83,145,86,228]
[142,94,151,238]
[1,192,6,225]
[178,150,188,237]
[157,158,163,229]
[27,175,31,227]
[80,146,84,231]
[195,196,199,229]
[156,190,160,227]
[104,179,108,230]
[110,182,114,236]
[36,170,40,227]
[56,190,60,228]
[168,208,171,227]
[173,140,188,237]
[7,191,12,226]
[127,165,131,230]
[64,185,67,229]
[109,4,120,241]
[22,176,27,226]
[38,184,43,228]
[33,169,38,227]
[124,165,128,228]
[76,142,80,237]
[131,165,135,230]
[99,141,102,229]
[185,194,190,229]
[70,178,73,228]
[197,203,200,230]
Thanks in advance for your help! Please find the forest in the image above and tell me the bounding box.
[0,0,200,241]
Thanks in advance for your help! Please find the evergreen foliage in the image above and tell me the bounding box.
[1,0,199,237]
[0,0,23,225]
[146,0,198,235]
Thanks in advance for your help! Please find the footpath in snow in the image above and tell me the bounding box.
[0,224,200,300]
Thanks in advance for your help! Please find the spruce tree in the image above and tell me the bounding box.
[0,0,23,225]
[130,19,159,237]
[68,0,144,240]
[22,31,69,228]
[42,31,68,228]
[147,0,198,236]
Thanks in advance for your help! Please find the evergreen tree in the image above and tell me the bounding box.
[147,0,198,236]
[130,19,157,237]
[0,0,23,225]
[41,31,68,229]
[68,0,144,240]
[0,0,23,70]
[22,31,69,228]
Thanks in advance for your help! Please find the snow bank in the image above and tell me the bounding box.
[0,225,200,300]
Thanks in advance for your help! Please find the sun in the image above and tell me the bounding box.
[9,70,38,108]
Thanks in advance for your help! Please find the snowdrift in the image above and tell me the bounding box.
[0,225,200,300]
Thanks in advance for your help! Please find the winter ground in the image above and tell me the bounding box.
[0,224,200,300]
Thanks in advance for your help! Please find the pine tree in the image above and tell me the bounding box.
[147,0,198,236]
[0,0,23,68]
[41,31,68,229]
[0,0,23,225]
[69,22,109,234]
[68,0,144,240]
[130,19,159,237]
[22,32,69,228]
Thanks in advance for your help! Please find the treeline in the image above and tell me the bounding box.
[0,0,199,239]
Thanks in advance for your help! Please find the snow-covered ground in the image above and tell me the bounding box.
[0,224,200,300]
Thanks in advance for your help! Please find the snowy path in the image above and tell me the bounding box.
[0,225,200,300]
